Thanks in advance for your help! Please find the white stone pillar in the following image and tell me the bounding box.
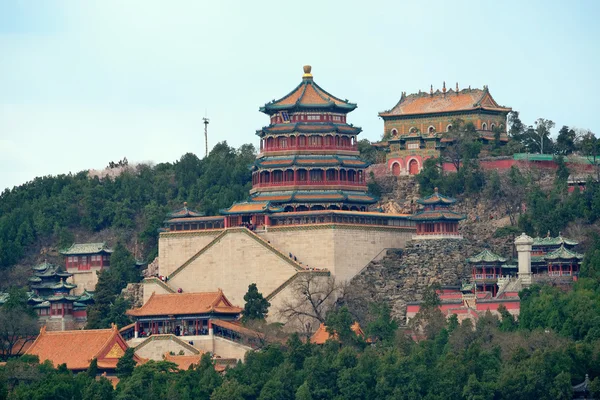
[515,233,534,287]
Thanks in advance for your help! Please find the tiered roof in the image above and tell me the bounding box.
[255,155,368,169]
[60,242,113,255]
[467,250,507,264]
[379,86,511,118]
[416,187,457,206]
[250,191,377,205]
[127,290,242,317]
[260,66,356,115]
[533,234,578,247]
[258,122,361,136]
[544,245,584,261]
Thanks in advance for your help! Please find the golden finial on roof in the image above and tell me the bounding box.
[302,65,313,79]
[443,81,446,93]
[430,85,433,95]
[456,82,459,92]
[183,202,188,208]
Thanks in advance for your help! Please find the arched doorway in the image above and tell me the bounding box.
[391,162,401,176]
[408,159,419,175]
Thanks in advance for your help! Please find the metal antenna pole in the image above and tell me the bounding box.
[202,116,210,158]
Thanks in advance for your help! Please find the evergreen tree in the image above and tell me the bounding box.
[116,348,137,379]
[242,283,270,322]
[295,382,313,400]
[86,358,98,379]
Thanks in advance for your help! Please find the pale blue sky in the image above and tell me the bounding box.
[1,0,599,191]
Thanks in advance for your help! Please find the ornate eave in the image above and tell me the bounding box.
[256,122,361,137]
[467,249,507,264]
[416,188,457,206]
[260,66,357,115]
[409,210,465,222]
[254,155,368,169]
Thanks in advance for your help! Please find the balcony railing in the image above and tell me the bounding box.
[261,144,358,153]
[253,180,366,188]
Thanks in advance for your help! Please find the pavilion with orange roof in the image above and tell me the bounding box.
[25,324,142,374]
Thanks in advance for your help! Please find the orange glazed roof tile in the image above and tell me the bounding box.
[26,325,135,370]
[164,353,205,370]
[261,66,356,114]
[379,88,511,117]
[226,202,270,213]
[310,322,365,344]
[211,319,262,338]
[127,290,242,317]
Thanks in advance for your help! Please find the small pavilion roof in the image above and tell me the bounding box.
[532,233,578,247]
[379,86,511,118]
[126,290,242,317]
[32,261,59,271]
[467,249,507,264]
[310,322,365,344]
[221,201,284,215]
[60,242,113,256]
[544,245,584,261]
[260,66,357,115]
[410,210,465,221]
[416,187,457,206]
[167,202,205,219]
[26,325,138,370]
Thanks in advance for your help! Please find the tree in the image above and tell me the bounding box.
[325,306,357,346]
[116,347,137,379]
[86,358,98,379]
[357,139,378,164]
[242,283,270,322]
[409,284,446,340]
[442,119,481,173]
[365,302,398,344]
[579,130,600,182]
[555,126,577,155]
[0,287,38,361]
[295,382,313,400]
[534,118,556,154]
[279,274,345,336]
[86,243,137,329]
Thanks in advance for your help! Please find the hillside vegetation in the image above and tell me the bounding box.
[0,142,255,279]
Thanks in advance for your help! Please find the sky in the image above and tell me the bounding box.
[1,0,599,191]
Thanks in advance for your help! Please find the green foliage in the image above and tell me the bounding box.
[365,302,398,344]
[116,348,137,380]
[325,306,360,346]
[357,139,377,164]
[86,358,98,379]
[242,283,270,322]
[86,243,137,329]
[0,142,255,272]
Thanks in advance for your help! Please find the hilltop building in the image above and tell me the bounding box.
[122,290,263,361]
[27,261,94,331]
[407,233,583,322]
[376,84,511,175]
[410,188,465,239]
[60,243,113,294]
[138,66,415,329]
[0,261,94,331]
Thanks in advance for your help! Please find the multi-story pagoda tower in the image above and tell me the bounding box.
[249,65,376,212]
